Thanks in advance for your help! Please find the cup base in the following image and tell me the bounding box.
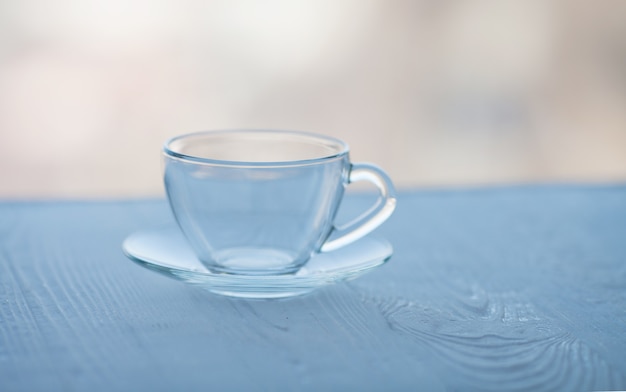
[203,247,305,275]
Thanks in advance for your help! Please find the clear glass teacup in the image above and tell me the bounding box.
[163,130,396,275]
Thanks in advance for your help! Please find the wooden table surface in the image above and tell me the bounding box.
[2,185,625,391]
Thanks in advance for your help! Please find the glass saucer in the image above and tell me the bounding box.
[122,227,392,299]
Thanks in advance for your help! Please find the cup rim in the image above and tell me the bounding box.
[163,129,350,167]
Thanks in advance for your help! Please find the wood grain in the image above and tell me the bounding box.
[1,187,626,391]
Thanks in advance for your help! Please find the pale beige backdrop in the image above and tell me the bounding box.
[1,0,625,198]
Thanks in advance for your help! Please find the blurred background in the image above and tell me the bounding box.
[1,0,625,198]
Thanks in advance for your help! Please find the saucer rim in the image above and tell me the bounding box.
[122,226,393,297]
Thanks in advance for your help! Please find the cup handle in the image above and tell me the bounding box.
[320,163,397,252]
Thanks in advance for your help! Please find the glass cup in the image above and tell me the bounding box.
[163,130,396,275]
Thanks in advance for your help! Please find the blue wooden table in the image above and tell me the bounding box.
[2,186,625,391]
